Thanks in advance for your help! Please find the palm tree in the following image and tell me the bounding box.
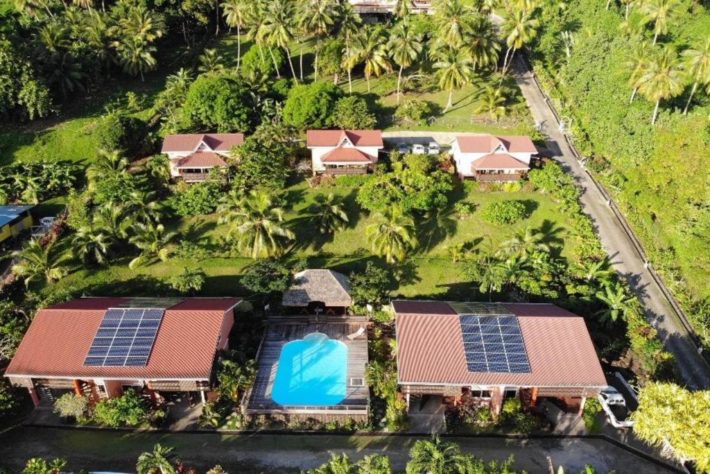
[641,0,681,45]
[113,37,157,81]
[72,226,111,265]
[338,2,362,93]
[388,21,424,104]
[433,46,473,111]
[222,0,248,70]
[94,203,130,242]
[218,190,295,259]
[262,0,299,81]
[432,0,474,48]
[627,42,652,103]
[475,85,508,122]
[366,209,417,264]
[136,444,176,474]
[198,49,225,74]
[352,27,392,93]
[311,453,354,474]
[357,454,393,474]
[406,436,467,474]
[12,239,67,286]
[128,221,176,269]
[499,227,549,258]
[580,257,615,286]
[87,149,129,190]
[681,39,710,114]
[637,46,684,124]
[14,0,54,18]
[394,0,411,18]
[468,17,501,70]
[501,4,540,73]
[595,282,639,324]
[312,193,349,234]
[300,0,337,81]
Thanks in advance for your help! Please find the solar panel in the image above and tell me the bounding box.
[458,314,531,374]
[84,308,165,367]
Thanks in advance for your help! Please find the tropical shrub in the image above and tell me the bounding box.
[394,99,434,125]
[0,380,20,419]
[182,73,254,132]
[0,163,78,204]
[350,262,393,307]
[332,95,377,129]
[21,457,67,474]
[582,397,602,433]
[53,393,88,420]
[453,201,476,219]
[480,200,529,225]
[95,112,147,156]
[169,267,207,295]
[240,45,285,78]
[0,37,53,121]
[168,182,221,216]
[240,260,292,296]
[232,122,294,191]
[282,81,343,129]
[92,389,148,427]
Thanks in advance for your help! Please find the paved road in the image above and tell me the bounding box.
[0,427,679,473]
[510,57,710,389]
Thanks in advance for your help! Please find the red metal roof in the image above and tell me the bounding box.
[161,133,244,153]
[473,153,529,170]
[175,152,228,168]
[394,301,606,388]
[306,130,384,147]
[5,298,241,380]
[321,148,375,163]
[456,135,537,154]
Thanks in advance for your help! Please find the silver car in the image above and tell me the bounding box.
[427,142,441,155]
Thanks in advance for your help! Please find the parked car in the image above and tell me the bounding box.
[427,142,441,155]
[397,144,410,154]
[598,386,634,428]
[412,144,426,155]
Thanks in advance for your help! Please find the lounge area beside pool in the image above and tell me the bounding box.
[243,316,369,423]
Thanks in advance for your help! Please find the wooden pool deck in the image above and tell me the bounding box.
[244,316,369,421]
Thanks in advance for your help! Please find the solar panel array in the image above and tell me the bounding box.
[459,314,531,373]
[84,308,165,367]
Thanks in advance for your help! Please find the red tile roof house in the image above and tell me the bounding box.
[393,301,606,418]
[4,297,242,407]
[306,130,384,176]
[161,133,244,183]
[451,135,537,182]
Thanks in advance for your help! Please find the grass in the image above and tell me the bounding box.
[47,178,575,301]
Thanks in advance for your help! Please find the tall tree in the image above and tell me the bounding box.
[681,39,710,115]
[433,46,473,111]
[338,1,362,93]
[352,26,392,93]
[218,190,295,259]
[136,444,176,474]
[300,0,337,81]
[222,0,248,71]
[627,42,652,103]
[432,0,474,48]
[388,20,424,104]
[128,221,176,269]
[311,193,349,235]
[366,209,418,263]
[262,0,299,81]
[501,1,540,73]
[641,0,681,45]
[637,45,684,124]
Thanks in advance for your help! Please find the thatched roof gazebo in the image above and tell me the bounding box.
[282,269,353,313]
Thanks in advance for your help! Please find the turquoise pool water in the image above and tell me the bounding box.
[272,332,348,406]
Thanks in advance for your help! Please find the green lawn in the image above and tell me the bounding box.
[47,178,575,301]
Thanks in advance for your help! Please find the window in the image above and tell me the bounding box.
[471,390,492,398]
[504,389,518,399]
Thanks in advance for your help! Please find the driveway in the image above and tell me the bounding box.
[0,427,679,473]
[509,56,710,389]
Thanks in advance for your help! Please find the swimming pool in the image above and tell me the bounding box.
[272,332,348,406]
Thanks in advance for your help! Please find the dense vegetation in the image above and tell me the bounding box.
[531,0,710,343]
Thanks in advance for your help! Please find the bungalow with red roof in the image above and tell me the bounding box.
[451,135,537,181]
[393,300,606,417]
[306,130,384,176]
[161,133,244,183]
[4,297,242,407]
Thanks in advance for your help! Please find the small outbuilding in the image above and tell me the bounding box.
[282,269,353,314]
[0,205,34,245]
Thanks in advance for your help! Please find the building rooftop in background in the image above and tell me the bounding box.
[161,133,245,153]
[282,269,353,309]
[455,135,537,154]
[5,297,242,380]
[393,300,606,388]
[306,130,383,148]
